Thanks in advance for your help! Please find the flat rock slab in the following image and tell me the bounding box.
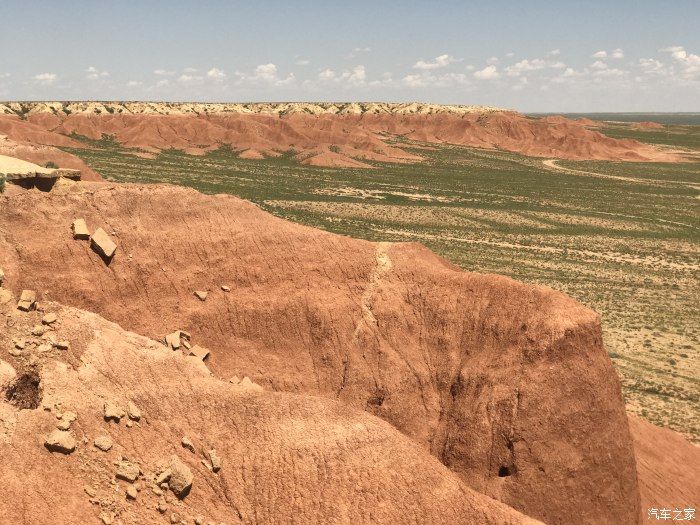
[17,289,36,311]
[91,228,117,260]
[72,219,90,240]
[186,345,210,361]
[44,430,77,454]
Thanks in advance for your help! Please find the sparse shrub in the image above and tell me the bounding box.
[0,174,5,194]
[44,161,59,169]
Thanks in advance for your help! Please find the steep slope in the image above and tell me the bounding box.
[629,415,700,516]
[0,181,641,524]
[0,293,539,525]
[0,102,682,167]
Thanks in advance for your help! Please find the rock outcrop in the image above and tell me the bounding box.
[0,298,540,524]
[0,180,642,524]
[0,102,682,168]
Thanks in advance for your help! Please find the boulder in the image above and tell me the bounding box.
[167,456,193,498]
[72,219,90,240]
[44,430,77,454]
[115,460,140,482]
[17,289,36,311]
[126,401,141,421]
[104,401,125,422]
[90,228,117,260]
[186,345,210,361]
[94,435,113,451]
[42,313,57,325]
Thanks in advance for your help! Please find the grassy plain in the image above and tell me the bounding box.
[63,122,699,441]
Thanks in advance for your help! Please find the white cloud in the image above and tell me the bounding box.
[661,45,700,80]
[178,73,203,84]
[254,63,278,81]
[505,58,565,76]
[402,74,425,87]
[413,54,460,70]
[295,58,310,66]
[611,48,625,59]
[156,79,169,87]
[342,65,366,86]
[486,56,499,65]
[235,63,295,86]
[547,49,560,56]
[347,47,371,59]
[473,65,499,80]
[590,60,608,70]
[638,58,665,74]
[183,67,198,73]
[154,69,175,76]
[591,50,607,59]
[33,73,57,85]
[126,80,142,87]
[318,68,336,81]
[86,66,109,80]
[206,67,226,81]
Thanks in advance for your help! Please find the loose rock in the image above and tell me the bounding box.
[207,449,221,473]
[155,468,172,486]
[116,460,140,482]
[186,345,210,361]
[168,456,193,498]
[44,429,77,454]
[31,325,46,336]
[126,485,138,500]
[42,313,57,325]
[104,401,125,422]
[91,228,117,260]
[220,285,230,292]
[181,436,195,453]
[72,218,90,240]
[194,290,208,301]
[127,401,141,421]
[17,290,37,312]
[94,435,113,451]
[53,340,70,350]
[0,268,4,286]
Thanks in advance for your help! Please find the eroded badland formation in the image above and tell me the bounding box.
[0,102,697,525]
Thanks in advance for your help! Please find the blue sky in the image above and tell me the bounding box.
[1,0,698,111]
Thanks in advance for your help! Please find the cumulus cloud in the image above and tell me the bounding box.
[33,73,57,85]
[662,45,700,80]
[547,49,560,56]
[591,50,607,59]
[473,65,499,80]
[343,65,366,86]
[126,80,142,87]
[254,63,278,81]
[318,68,336,81]
[486,56,499,65]
[611,48,625,59]
[505,58,565,76]
[235,63,295,86]
[86,66,109,80]
[295,58,310,66]
[154,69,175,76]
[413,54,460,70]
[590,60,608,70]
[177,73,203,84]
[206,67,226,81]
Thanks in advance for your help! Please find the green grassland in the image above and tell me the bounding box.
[63,123,700,441]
